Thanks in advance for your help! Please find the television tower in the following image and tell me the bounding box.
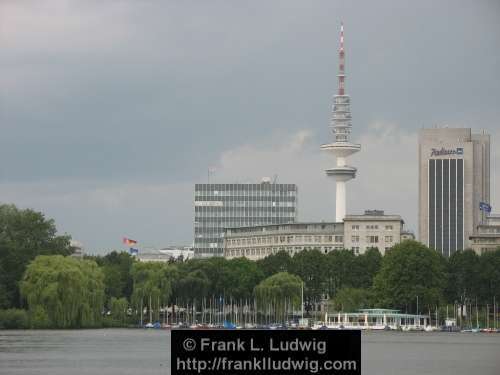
[321,23,361,222]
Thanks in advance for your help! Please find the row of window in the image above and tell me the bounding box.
[226,246,345,258]
[195,190,297,197]
[194,213,295,222]
[350,235,394,243]
[473,238,500,244]
[351,224,394,231]
[226,235,344,247]
[195,202,296,209]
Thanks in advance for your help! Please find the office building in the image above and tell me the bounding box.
[194,180,297,257]
[224,210,410,260]
[418,128,490,256]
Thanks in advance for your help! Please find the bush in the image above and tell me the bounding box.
[0,309,29,329]
[29,306,51,329]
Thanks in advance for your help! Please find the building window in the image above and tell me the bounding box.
[367,236,379,244]
[351,235,360,243]
[385,225,393,230]
[385,236,393,242]
[335,236,343,243]
[366,225,379,230]
[352,225,360,230]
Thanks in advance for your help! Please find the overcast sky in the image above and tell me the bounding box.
[1,0,499,254]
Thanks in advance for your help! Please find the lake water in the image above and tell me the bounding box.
[0,329,499,375]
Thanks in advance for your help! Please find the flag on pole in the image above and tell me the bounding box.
[129,248,139,256]
[123,237,138,246]
[479,202,492,213]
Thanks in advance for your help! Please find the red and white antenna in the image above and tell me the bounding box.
[338,22,345,96]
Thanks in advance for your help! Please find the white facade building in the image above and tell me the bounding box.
[137,246,194,262]
[224,210,411,260]
[469,215,500,255]
[344,210,406,254]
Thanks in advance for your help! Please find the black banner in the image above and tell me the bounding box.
[171,329,360,375]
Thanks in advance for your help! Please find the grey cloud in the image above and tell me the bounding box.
[0,0,499,251]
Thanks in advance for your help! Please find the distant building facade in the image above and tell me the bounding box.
[70,240,84,258]
[469,215,500,255]
[194,181,298,257]
[224,222,344,261]
[419,128,490,256]
[344,210,405,254]
[224,210,410,260]
[137,246,194,262]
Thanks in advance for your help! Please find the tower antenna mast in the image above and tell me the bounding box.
[320,22,361,222]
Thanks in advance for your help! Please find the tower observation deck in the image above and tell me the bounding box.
[320,23,361,222]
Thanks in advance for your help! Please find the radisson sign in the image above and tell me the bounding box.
[430,147,464,157]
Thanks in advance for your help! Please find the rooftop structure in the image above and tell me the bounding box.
[320,23,361,222]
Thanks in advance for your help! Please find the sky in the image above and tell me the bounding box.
[1,0,499,254]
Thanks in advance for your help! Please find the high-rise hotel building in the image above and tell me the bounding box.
[418,128,490,256]
[194,181,297,257]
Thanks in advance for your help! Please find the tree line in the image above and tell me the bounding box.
[1,204,499,328]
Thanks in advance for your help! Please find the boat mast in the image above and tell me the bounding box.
[301,281,304,320]
[475,298,479,329]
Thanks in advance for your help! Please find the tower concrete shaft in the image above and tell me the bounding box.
[320,22,361,222]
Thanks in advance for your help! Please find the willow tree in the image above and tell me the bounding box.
[254,272,302,323]
[130,262,174,323]
[20,255,104,328]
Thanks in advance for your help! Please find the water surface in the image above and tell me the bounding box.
[0,329,499,375]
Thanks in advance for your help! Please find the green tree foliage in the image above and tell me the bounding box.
[0,308,29,329]
[93,251,135,303]
[325,249,357,298]
[331,288,373,312]
[373,240,446,312]
[223,258,264,300]
[477,249,500,303]
[175,269,210,303]
[20,255,105,328]
[355,247,382,289]
[130,262,174,318]
[109,297,129,324]
[290,249,327,305]
[254,272,302,318]
[0,204,72,308]
[256,250,292,278]
[445,249,480,304]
